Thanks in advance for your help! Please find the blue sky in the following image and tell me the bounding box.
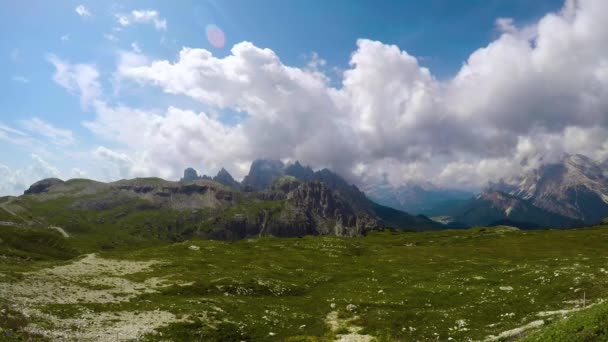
[3,0,607,195]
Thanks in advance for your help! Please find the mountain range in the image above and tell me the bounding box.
[432,154,608,228]
[2,160,441,246]
[365,181,472,215]
[5,153,608,244]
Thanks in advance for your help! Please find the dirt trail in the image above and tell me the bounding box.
[0,197,23,220]
[0,253,185,341]
[48,226,70,238]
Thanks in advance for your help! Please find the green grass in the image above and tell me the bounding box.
[523,301,608,341]
[106,225,608,341]
[2,223,608,340]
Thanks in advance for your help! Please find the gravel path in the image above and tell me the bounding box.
[0,253,186,341]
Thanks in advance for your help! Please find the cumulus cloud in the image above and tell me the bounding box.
[85,104,248,179]
[68,0,608,189]
[47,54,101,109]
[116,9,167,31]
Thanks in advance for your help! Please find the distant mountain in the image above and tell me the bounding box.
[180,167,199,182]
[366,182,472,215]
[443,190,582,229]
[212,168,240,189]
[432,153,608,228]
[496,154,608,224]
[180,167,211,182]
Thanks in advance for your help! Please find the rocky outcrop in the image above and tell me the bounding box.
[24,178,64,194]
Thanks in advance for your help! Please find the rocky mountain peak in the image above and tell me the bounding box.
[501,153,608,223]
[181,167,199,182]
[213,168,240,189]
[241,159,285,191]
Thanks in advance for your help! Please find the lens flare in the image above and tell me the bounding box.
[206,24,225,49]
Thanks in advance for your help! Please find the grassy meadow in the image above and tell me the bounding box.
[2,220,608,340]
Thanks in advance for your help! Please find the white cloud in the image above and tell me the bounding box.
[31,0,602,190]
[94,146,133,179]
[306,52,327,71]
[116,9,167,31]
[0,123,27,137]
[20,118,74,145]
[113,0,608,189]
[0,122,37,149]
[12,76,29,83]
[0,155,61,196]
[47,54,101,109]
[85,103,247,180]
[131,42,141,53]
[75,4,91,17]
[61,34,69,42]
[495,17,516,34]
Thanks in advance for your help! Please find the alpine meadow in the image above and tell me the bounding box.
[2,0,608,341]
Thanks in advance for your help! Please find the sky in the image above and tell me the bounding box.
[1,0,608,196]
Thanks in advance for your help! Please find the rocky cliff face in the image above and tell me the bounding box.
[201,178,381,239]
[286,181,379,236]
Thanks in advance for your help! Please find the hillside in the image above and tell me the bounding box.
[366,182,472,215]
[0,172,439,251]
